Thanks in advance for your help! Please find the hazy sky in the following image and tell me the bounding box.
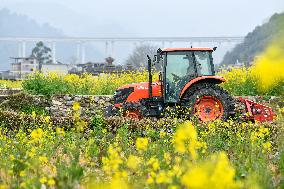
[1,0,284,37]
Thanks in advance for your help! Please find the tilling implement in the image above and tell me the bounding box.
[105,48,276,122]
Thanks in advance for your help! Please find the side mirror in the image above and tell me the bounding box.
[156,48,162,62]
[147,55,151,71]
[153,55,157,62]
[158,72,162,81]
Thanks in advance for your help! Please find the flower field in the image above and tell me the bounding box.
[0,67,276,96]
[0,44,283,188]
[0,51,283,96]
[0,103,283,188]
[20,71,158,97]
[0,80,21,89]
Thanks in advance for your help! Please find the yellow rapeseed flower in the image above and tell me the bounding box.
[56,127,65,136]
[9,155,15,161]
[32,111,36,119]
[147,157,160,171]
[40,177,47,184]
[181,152,241,189]
[39,156,48,164]
[19,171,26,177]
[251,43,284,93]
[0,184,8,189]
[102,146,123,174]
[262,141,272,153]
[28,147,36,158]
[159,131,166,138]
[30,128,43,141]
[135,137,149,151]
[156,170,171,184]
[47,178,55,186]
[44,116,50,123]
[73,102,81,111]
[126,155,141,170]
[173,121,199,159]
[164,152,171,163]
[146,176,154,184]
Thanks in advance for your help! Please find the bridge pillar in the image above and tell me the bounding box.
[111,41,114,57]
[22,41,26,57]
[18,41,22,57]
[76,42,81,64]
[133,42,137,48]
[52,42,56,64]
[161,41,165,48]
[105,41,109,57]
[81,42,85,64]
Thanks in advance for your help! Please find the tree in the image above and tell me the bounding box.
[30,41,52,71]
[125,44,159,69]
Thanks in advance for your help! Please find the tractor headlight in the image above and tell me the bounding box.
[114,90,122,96]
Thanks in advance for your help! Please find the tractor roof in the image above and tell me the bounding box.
[162,48,213,52]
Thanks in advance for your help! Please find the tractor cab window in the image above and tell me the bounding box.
[165,51,213,102]
[194,51,213,76]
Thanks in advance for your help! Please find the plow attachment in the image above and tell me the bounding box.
[237,98,276,122]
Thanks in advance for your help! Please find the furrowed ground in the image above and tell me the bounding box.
[0,63,283,189]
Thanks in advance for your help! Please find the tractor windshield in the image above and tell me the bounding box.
[165,51,213,102]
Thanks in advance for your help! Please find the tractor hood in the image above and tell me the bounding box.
[117,82,161,91]
[117,81,162,103]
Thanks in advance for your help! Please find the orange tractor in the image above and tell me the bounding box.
[105,47,275,122]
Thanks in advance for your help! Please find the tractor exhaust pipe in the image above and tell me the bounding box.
[147,55,153,98]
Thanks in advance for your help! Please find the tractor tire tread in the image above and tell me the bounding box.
[181,83,236,121]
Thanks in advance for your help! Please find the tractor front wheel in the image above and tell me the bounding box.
[182,83,235,122]
[124,109,141,119]
[122,102,143,119]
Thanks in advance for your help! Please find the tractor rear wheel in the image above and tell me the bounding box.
[181,83,235,122]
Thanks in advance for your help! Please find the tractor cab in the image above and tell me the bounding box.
[158,48,215,103]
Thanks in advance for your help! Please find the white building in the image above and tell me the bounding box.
[41,64,72,75]
[9,57,73,79]
[10,57,38,79]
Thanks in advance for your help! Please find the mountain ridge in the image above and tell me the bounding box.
[221,12,284,65]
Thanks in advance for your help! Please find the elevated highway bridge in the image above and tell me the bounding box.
[0,36,244,64]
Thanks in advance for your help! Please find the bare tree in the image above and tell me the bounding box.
[125,44,158,69]
[69,56,78,65]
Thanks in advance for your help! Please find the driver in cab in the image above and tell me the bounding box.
[166,53,196,101]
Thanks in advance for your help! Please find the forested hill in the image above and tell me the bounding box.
[221,12,284,65]
[0,8,63,37]
[0,8,65,70]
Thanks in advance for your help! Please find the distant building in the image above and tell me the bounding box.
[234,59,245,68]
[10,57,38,79]
[41,63,72,75]
[71,57,133,75]
[8,57,73,80]
[0,70,11,80]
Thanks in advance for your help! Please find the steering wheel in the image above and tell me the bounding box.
[171,73,181,82]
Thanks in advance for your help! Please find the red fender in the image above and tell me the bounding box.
[179,76,226,98]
